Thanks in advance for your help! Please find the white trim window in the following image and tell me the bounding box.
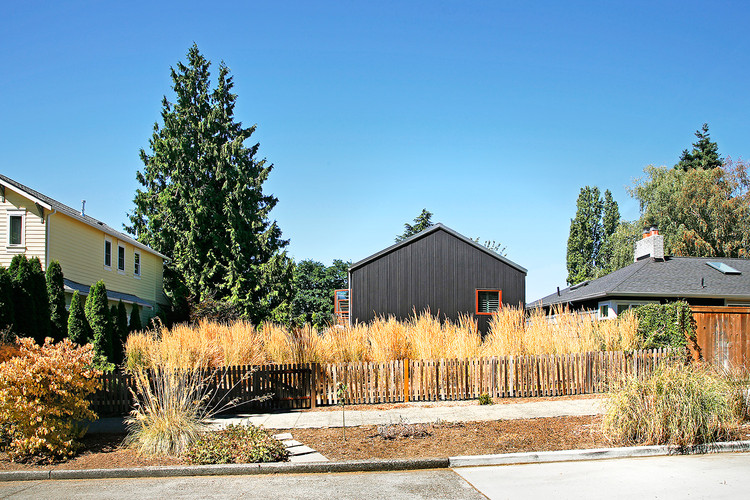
[104,238,112,269]
[6,210,25,249]
[117,244,126,273]
[133,250,141,278]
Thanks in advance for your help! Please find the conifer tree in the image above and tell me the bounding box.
[67,291,90,345]
[113,301,128,365]
[28,257,51,343]
[128,303,142,332]
[675,123,722,171]
[46,260,67,341]
[0,267,14,332]
[127,44,293,324]
[85,281,113,362]
[9,255,34,338]
[396,209,434,242]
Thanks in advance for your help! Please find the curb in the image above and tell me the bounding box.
[0,458,449,482]
[449,440,750,467]
[1,441,748,482]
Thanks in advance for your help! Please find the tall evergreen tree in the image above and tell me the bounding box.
[675,123,722,171]
[46,260,67,342]
[113,301,129,365]
[596,190,620,274]
[396,209,433,242]
[85,281,113,362]
[128,303,142,332]
[0,267,14,332]
[126,44,293,324]
[67,291,90,345]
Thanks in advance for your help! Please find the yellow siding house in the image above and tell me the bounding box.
[0,174,168,319]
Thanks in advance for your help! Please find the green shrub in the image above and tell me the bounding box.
[113,301,128,365]
[602,362,744,446]
[478,393,493,405]
[28,257,51,343]
[0,268,14,332]
[128,304,142,332]
[46,261,68,342]
[184,424,288,464]
[631,301,696,350]
[0,338,101,462]
[85,281,113,363]
[9,255,33,338]
[67,291,90,345]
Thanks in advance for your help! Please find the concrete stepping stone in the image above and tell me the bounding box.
[273,433,293,441]
[287,445,316,456]
[289,452,328,463]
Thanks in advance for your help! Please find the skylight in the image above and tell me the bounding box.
[706,262,741,275]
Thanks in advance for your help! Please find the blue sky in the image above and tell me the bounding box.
[2,1,749,302]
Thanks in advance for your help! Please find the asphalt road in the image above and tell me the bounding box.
[455,452,750,500]
[0,469,484,500]
[1,452,748,499]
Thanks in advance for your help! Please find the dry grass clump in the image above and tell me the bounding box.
[602,363,746,446]
[126,306,642,369]
[484,306,639,356]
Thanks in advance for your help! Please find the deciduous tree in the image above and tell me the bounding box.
[290,259,349,328]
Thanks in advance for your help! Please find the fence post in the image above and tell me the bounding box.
[310,363,317,409]
[404,359,410,402]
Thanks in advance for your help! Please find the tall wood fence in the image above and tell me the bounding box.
[92,349,675,416]
[691,306,750,370]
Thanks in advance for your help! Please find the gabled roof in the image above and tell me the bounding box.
[350,223,527,274]
[0,173,168,260]
[529,256,750,308]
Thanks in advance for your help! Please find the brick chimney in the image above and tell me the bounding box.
[634,225,664,261]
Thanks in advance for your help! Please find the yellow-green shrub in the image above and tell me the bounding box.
[0,338,101,462]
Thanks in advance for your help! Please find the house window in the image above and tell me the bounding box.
[117,244,125,272]
[133,251,141,277]
[476,290,501,315]
[599,304,609,319]
[8,214,23,246]
[103,239,112,267]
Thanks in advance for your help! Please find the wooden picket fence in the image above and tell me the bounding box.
[91,348,677,415]
[314,348,677,405]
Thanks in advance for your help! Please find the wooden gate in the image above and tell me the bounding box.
[690,306,750,369]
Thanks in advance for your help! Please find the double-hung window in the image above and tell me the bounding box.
[104,238,112,268]
[117,244,126,272]
[133,251,141,277]
[7,212,24,247]
[476,290,502,315]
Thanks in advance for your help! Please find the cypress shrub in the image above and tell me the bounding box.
[67,291,90,345]
[0,267,14,332]
[129,304,142,332]
[113,301,129,365]
[46,261,68,342]
[10,255,33,338]
[29,257,51,343]
[85,281,113,363]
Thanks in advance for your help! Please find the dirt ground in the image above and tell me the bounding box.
[1,409,748,470]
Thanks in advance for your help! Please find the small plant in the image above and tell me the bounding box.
[184,424,288,464]
[376,417,433,440]
[337,381,348,441]
[602,362,744,447]
[0,338,101,462]
[478,393,493,405]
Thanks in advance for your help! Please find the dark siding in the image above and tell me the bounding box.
[351,229,526,335]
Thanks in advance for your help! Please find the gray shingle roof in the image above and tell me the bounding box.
[64,279,153,308]
[0,173,167,260]
[349,223,527,274]
[529,256,750,308]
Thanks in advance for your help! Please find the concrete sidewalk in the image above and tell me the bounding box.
[89,397,603,433]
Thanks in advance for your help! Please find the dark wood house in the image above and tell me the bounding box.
[347,223,527,334]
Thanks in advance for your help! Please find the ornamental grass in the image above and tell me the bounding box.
[125,306,640,370]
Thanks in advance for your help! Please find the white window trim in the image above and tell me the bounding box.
[133,250,141,278]
[117,243,126,274]
[104,237,113,270]
[6,210,26,250]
